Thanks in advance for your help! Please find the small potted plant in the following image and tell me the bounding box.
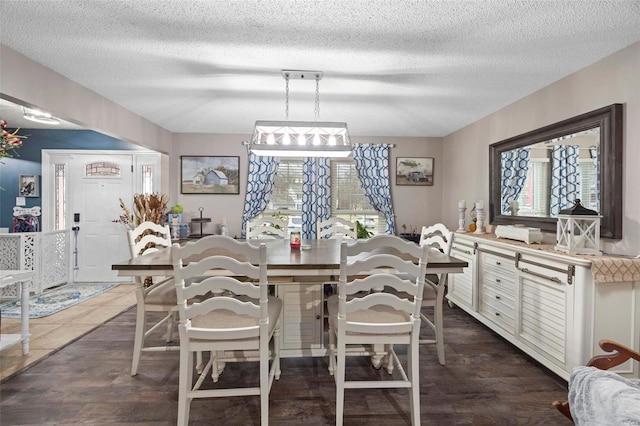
[168,204,184,225]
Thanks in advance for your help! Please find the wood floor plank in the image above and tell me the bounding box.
[0,303,572,425]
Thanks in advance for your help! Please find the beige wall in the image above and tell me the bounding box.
[442,42,640,254]
[170,133,443,237]
[0,45,173,155]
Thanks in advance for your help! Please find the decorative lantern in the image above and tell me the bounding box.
[555,199,602,255]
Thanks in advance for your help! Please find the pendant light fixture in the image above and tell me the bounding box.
[245,70,352,158]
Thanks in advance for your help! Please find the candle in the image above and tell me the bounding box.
[459,200,466,208]
[220,218,227,225]
[476,200,484,210]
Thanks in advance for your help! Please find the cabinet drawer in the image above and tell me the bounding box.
[481,252,516,279]
[481,270,516,299]
[480,295,515,331]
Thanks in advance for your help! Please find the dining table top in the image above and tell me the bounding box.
[112,238,469,276]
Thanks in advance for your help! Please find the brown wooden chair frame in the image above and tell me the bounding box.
[552,339,640,422]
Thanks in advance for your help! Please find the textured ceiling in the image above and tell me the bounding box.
[1,0,640,137]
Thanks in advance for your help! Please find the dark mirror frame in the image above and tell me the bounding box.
[489,103,623,239]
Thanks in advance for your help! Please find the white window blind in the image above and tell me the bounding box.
[579,159,598,211]
[517,159,549,217]
[330,160,382,235]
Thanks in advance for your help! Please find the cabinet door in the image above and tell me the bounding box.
[517,265,568,369]
[277,283,323,350]
[448,242,475,309]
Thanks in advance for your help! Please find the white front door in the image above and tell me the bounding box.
[69,154,133,282]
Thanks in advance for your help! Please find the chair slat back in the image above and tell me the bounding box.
[171,235,268,340]
[419,223,453,255]
[127,221,172,258]
[247,217,288,239]
[338,235,428,334]
[317,217,357,239]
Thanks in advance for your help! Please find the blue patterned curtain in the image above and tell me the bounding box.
[500,148,530,214]
[550,145,580,216]
[241,152,280,237]
[352,144,395,234]
[301,157,331,239]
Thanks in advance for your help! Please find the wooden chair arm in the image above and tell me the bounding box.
[587,339,640,370]
[552,339,640,422]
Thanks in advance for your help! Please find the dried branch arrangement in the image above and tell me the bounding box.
[114,193,169,229]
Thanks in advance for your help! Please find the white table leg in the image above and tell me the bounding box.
[20,279,30,355]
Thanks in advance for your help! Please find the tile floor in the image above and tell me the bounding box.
[0,283,136,381]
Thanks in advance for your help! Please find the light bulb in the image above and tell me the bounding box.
[283,133,291,145]
[313,133,321,145]
[297,134,306,145]
[329,135,337,146]
[267,133,275,145]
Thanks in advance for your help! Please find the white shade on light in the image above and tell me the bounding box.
[247,120,352,158]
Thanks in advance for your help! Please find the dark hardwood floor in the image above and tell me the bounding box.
[0,303,571,425]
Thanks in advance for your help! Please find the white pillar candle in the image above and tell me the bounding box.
[220,218,227,225]
[459,200,466,208]
[476,200,484,210]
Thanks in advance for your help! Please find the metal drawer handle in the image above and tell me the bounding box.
[496,261,501,265]
[496,278,501,283]
[495,312,501,316]
[453,247,472,255]
[519,267,562,284]
[495,295,501,300]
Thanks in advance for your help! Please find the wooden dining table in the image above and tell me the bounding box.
[111,238,469,278]
[112,238,468,357]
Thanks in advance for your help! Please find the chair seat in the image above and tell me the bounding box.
[326,295,411,333]
[191,296,283,337]
[145,279,177,305]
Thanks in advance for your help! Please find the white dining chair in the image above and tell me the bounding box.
[247,217,288,239]
[327,235,429,426]
[316,217,357,240]
[417,223,453,364]
[171,235,283,426]
[127,221,177,376]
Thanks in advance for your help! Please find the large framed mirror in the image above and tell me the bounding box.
[489,103,622,239]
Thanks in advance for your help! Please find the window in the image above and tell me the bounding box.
[54,164,66,230]
[516,157,598,216]
[263,159,382,235]
[85,162,121,177]
[516,159,549,217]
[141,165,153,194]
[330,160,382,235]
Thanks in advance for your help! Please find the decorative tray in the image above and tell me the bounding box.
[494,225,543,244]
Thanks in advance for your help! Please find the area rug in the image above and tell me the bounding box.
[0,283,119,318]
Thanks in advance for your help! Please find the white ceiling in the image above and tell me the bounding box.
[1,0,640,137]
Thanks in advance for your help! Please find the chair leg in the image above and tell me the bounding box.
[408,339,421,426]
[260,343,269,426]
[165,310,177,343]
[328,326,336,376]
[335,339,346,426]
[177,346,193,426]
[435,284,446,365]
[130,303,147,376]
[274,322,282,380]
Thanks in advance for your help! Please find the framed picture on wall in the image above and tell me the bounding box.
[396,157,434,186]
[180,156,240,194]
[18,174,39,197]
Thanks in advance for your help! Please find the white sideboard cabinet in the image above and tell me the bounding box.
[447,233,640,381]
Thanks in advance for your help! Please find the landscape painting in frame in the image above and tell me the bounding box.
[180,156,240,194]
[396,157,434,186]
